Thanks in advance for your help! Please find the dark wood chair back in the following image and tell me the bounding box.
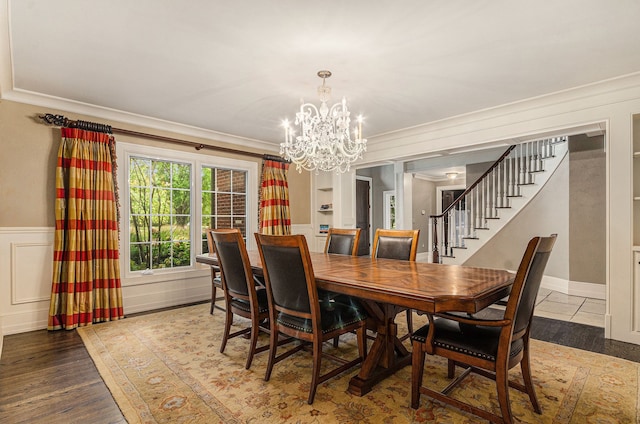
[211,229,252,298]
[507,234,557,338]
[256,233,316,318]
[210,228,270,369]
[205,227,223,314]
[410,234,557,423]
[372,229,419,261]
[255,233,368,404]
[324,228,361,256]
[371,228,420,338]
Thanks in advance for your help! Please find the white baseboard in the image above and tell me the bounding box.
[567,280,606,300]
[1,306,50,335]
[416,252,431,262]
[540,276,605,300]
[123,284,210,315]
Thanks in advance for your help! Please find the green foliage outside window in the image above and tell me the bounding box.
[128,156,248,272]
[129,157,191,271]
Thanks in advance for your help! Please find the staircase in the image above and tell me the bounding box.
[430,136,568,264]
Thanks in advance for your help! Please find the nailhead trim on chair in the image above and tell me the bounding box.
[432,341,497,361]
[277,314,366,334]
[411,333,523,362]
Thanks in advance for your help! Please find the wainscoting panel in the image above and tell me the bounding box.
[122,275,210,315]
[0,228,55,335]
[1,227,213,335]
[11,241,53,304]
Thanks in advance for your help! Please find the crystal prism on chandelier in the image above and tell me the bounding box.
[280,70,367,173]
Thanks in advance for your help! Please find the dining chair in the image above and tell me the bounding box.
[210,228,271,369]
[323,227,362,347]
[324,227,361,256]
[205,228,224,314]
[410,234,557,424]
[372,228,420,338]
[255,233,368,404]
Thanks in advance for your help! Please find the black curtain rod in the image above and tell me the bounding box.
[38,113,290,163]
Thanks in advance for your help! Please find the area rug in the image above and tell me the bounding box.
[77,303,639,423]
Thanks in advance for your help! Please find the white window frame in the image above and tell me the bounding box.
[383,190,396,229]
[117,142,258,281]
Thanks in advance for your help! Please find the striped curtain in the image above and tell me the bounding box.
[48,128,124,330]
[259,159,291,235]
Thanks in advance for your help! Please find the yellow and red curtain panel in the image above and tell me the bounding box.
[259,159,291,235]
[48,128,124,330]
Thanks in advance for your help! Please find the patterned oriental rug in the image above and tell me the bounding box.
[78,303,639,423]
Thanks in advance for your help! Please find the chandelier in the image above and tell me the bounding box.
[280,70,366,173]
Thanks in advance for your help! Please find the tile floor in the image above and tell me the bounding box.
[534,287,605,328]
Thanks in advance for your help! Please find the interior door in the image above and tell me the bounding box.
[356,178,371,256]
[442,189,465,211]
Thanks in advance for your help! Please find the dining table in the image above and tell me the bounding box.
[196,250,514,396]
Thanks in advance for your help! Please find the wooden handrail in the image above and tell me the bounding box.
[429,145,515,220]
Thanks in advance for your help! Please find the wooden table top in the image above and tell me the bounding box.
[196,251,514,315]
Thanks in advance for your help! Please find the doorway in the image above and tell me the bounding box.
[356,177,372,256]
[436,185,466,215]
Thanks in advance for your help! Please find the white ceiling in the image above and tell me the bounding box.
[4,0,640,156]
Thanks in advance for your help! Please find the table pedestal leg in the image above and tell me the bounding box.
[348,304,411,396]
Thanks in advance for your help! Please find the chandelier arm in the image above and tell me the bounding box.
[281,70,367,173]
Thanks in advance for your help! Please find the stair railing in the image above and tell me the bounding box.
[430,136,565,263]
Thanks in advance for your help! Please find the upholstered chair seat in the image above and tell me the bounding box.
[277,299,368,334]
[411,318,524,363]
[230,288,269,314]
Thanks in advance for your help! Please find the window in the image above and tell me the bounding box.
[119,142,257,276]
[383,190,396,229]
[129,158,192,271]
[201,167,247,253]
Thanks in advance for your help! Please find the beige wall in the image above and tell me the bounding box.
[411,177,436,253]
[568,135,605,285]
[0,101,58,227]
[287,169,310,225]
[0,100,310,228]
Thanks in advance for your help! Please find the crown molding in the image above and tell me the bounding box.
[1,88,280,153]
[361,72,640,164]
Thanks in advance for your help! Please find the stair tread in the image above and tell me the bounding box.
[436,139,566,264]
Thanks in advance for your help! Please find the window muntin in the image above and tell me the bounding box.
[129,157,192,271]
[119,142,257,277]
[201,167,248,252]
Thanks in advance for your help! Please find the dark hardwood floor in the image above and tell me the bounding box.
[1,308,639,424]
